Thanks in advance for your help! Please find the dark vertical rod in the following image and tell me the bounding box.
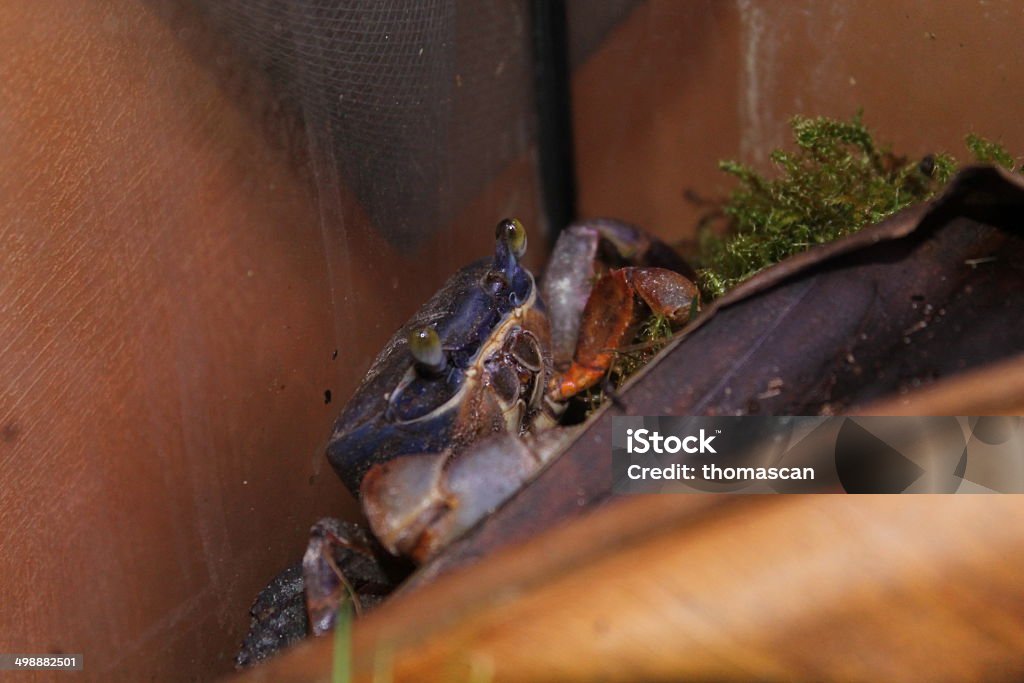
[530,0,577,244]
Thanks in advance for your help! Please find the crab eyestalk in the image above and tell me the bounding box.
[489,218,534,306]
[496,217,527,259]
[408,325,446,375]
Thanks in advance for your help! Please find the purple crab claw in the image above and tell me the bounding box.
[360,430,574,562]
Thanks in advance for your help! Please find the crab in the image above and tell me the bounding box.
[237,218,697,664]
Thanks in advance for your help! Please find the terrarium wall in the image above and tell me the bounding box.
[1,1,1023,682]
[571,0,1024,245]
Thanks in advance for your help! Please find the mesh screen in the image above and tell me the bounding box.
[200,0,538,249]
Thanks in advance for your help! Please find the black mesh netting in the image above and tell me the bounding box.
[199,0,538,249]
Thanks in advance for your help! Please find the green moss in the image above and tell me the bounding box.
[616,312,674,377]
[698,113,1016,298]
[965,133,1017,170]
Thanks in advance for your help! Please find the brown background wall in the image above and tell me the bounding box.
[0,2,348,679]
[1,1,1022,681]
[574,0,1024,245]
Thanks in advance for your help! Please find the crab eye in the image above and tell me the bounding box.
[496,218,527,259]
[408,325,446,374]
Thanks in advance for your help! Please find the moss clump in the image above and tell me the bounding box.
[699,113,1017,298]
[965,133,1017,170]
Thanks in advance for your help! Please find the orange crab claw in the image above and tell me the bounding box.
[550,269,634,400]
[551,267,698,401]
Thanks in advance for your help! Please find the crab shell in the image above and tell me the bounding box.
[326,238,553,496]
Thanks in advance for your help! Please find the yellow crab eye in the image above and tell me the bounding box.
[496,218,527,259]
[408,325,445,373]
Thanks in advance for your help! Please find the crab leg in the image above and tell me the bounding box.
[301,519,406,635]
[550,267,698,401]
